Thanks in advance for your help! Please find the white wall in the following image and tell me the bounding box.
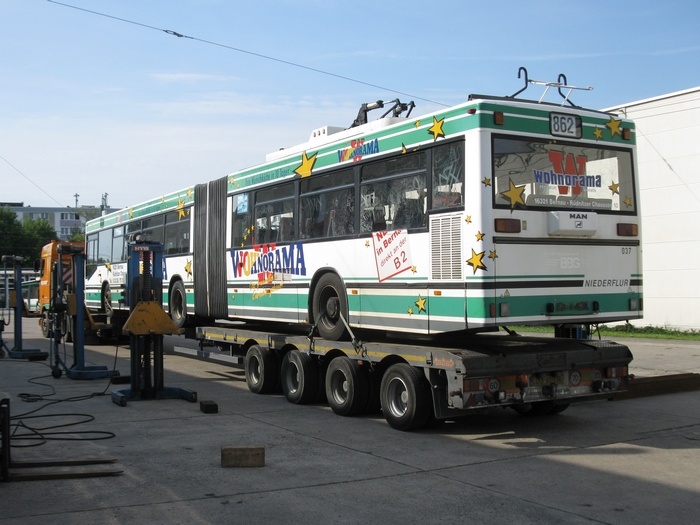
[608,88,700,330]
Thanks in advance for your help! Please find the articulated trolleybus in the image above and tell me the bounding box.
[85,74,641,429]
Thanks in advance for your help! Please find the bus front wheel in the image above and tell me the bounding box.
[168,280,187,329]
[311,273,349,341]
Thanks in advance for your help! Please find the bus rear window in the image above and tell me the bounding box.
[492,137,636,214]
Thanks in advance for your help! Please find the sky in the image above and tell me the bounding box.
[2,0,700,210]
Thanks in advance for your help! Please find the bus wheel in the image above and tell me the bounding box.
[325,356,369,416]
[168,280,187,329]
[380,363,432,431]
[245,345,279,394]
[281,350,319,404]
[40,311,50,338]
[311,273,348,341]
[101,282,113,317]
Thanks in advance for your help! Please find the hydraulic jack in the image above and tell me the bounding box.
[0,256,48,361]
[111,241,197,406]
[48,245,119,380]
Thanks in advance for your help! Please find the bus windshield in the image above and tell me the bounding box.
[492,136,636,214]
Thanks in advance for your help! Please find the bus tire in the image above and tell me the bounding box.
[380,363,432,431]
[245,345,279,394]
[325,356,369,417]
[281,350,319,404]
[311,273,348,341]
[168,280,187,329]
[101,282,113,317]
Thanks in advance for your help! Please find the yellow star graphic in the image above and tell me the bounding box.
[593,127,603,140]
[105,262,112,272]
[415,295,427,313]
[184,259,193,279]
[407,307,414,315]
[475,231,485,241]
[411,266,417,274]
[177,197,187,219]
[606,116,622,137]
[482,177,491,187]
[609,181,620,195]
[500,178,526,209]
[414,120,421,128]
[365,240,370,248]
[128,208,133,219]
[466,249,487,274]
[294,151,317,178]
[401,143,408,154]
[428,116,445,142]
[624,196,633,207]
[161,196,166,202]
[488,250,498,260]
[187,187,194,199]
[465,215,472,224]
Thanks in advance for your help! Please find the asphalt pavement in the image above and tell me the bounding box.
[1,319,699,524]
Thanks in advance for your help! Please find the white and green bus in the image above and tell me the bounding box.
[85,87,641,341]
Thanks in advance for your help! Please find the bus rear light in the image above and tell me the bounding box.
[489,303,496,317]
[433,290,442,296]
[629,298,639,311]
[493,111,504,125]
[467,108,477,115]
[499,302,510,317]
[622,128,631,140]
[495,218,521,233]
[617,223,638,236]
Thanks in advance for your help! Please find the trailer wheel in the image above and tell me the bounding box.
[168,280,187,329]
[311,273,348,341]
[380,363,432,431]
[101,282,113,317]
[281,350,319,404]
[325,356,369,416]
[245,345,279,394]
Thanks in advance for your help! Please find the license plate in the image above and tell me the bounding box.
[550,112,581,138]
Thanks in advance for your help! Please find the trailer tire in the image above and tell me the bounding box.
[311,273,348,341]
[245,345,279,395]
[380,363,432,431]
[325,356,369,416]
[168,280,187,329]
[281,350,319,404]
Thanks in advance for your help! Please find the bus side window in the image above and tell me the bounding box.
[431,141,465,211]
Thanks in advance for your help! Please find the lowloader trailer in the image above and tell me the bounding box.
[188,325,632,431]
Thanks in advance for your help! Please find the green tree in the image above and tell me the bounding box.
[22,218,59,261]
[0,207,58,263]
[0,206,26,261]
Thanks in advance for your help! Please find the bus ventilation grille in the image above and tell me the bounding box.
[430,215,463,280]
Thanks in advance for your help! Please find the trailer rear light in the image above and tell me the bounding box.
[617,223,638,236]
[606,366,627,378]
[493,111,504,125]
[495,218,521,233]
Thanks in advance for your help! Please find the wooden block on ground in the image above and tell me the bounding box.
[200,400,218,413]
[221,446,265,468]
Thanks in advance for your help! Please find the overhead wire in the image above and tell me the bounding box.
[45,0,450,107]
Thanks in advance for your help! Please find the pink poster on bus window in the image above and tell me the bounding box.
[372,229,413,282]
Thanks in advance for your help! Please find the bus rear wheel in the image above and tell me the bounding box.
[380,363,433,431]
[325,356,369,416]
[101,282,113,317]
[311,273,348,341]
